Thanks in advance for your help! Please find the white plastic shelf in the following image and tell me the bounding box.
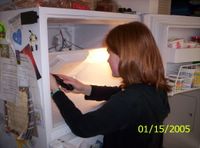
[167,63,200,96]
[167,47,200,63]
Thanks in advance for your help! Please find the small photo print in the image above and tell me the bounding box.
[0,44,10,58]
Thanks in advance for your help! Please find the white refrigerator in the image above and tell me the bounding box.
[0,7,200,148]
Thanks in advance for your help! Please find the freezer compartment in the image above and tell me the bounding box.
[47,18,126,128]
[49,48,121,128]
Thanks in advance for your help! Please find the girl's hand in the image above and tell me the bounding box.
[56,74,92,96]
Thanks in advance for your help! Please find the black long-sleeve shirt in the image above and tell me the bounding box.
[52,84,170,148]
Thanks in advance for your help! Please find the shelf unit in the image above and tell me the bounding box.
[167,63,200,96]
[167,47,200,63]
[143,14,200,96]
[166,25,200,95]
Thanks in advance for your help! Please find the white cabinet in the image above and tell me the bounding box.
[164,94,196,128]
[164,90,200,148]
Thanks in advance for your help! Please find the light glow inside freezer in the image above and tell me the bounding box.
[50,48,121,128]
[85,48,109,63]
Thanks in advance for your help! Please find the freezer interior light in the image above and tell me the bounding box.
[85,48,108,63]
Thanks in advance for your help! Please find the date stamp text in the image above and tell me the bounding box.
[138,124,191,134]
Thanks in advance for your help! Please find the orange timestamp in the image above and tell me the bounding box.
[137,124,191,134]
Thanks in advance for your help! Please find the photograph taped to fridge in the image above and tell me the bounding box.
[4,87,37,140]
[0,44,10,58]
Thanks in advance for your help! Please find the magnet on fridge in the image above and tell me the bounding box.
[29,30,38,51]
[21,44,41,80]
[20,11,38,25]
[15,50,21,64]
[12,29,22,45]
[0,44,10,58]
[0,22,6,40]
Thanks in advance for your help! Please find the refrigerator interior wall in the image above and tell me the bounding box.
[48,23,115,51]
[74,24,112,49]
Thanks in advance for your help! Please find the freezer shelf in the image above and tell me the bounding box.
[167,47,200,63]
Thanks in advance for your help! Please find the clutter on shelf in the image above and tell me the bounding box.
[0,0,138,14]
[168,36,200,49]
[118,7,136,14]
[167,63,200,95]
[0,0,93,11]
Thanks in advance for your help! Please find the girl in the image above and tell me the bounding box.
[50,21,170,148]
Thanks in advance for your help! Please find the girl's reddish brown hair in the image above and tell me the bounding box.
[105,22,171,92]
